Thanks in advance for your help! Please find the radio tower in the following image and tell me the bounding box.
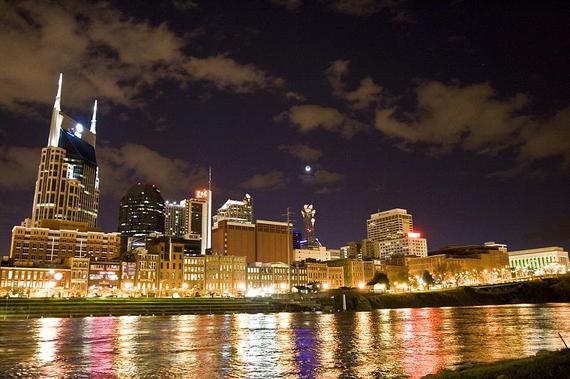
[301,204,319,248]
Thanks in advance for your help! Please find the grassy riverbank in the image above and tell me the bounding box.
[0,297,297,319]
[424,349,570,378]
[331,275,570,311]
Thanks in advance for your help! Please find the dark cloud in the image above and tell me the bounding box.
[275,105,366,138]
[375,80,570,170]
[270,0,303,10]
[98,143,207,198]
[0,146,40,190]
[239,170,285,190]
[301,169,344,185]
[0,2,291,114]
[326,60,382,110]
[278,144,323,162]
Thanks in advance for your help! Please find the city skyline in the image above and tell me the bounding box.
[1,1,569,253]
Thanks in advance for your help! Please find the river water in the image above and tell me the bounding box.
[1,303,569,378]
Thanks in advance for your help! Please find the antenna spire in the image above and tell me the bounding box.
[90,99,98,134]
[47,73,63,147]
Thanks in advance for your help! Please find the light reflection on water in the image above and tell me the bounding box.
[1,303,570,378]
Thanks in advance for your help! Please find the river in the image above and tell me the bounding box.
[1,303,569,378]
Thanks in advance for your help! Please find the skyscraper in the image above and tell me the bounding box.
[9,74,121,264]
[366,208,413,242]
[118,183,165,241]
[213,194,252,225]
[164,201,186,237]
[30,74,100,227]
[366,208,427,259]
[185,189,212,254]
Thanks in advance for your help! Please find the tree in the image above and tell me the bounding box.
[422,270,435,289]
[367,271,390,289]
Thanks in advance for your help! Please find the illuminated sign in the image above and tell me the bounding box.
[408,232,421,238]
[195,189,209,199]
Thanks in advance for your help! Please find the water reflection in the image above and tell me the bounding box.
[1,304,570,378]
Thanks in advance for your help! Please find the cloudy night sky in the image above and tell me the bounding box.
[0,0,569,254]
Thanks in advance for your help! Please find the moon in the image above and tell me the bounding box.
[304,165,312,173]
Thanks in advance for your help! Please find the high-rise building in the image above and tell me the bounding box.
[118,183,165,244]
[164,201,186,238]
[214,194,252,225]
[366,208,413,242]
[164,189,212,255]
[9,74,120,265]
[366,208,427,259]
[185,189,212,254]
[30,74,100,228]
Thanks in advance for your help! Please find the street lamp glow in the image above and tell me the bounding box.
[304,165,312,173]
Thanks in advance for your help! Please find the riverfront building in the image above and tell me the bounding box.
[508,246,569,273]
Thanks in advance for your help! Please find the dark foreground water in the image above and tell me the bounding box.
[1,304,570,378]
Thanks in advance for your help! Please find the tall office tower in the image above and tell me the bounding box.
[301,204,320,248]
[118,183,165,241]
[214,194,252,225]
[30,74,100,227]
[185,189,212,255]
[367,208,427,259]
[164,201,186,237]
[366,208,413,242]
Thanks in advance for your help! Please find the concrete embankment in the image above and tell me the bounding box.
[423,349,570,379]
[328,275,570,311]
[0,297,301,319]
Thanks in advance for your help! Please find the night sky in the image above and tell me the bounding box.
[1,0,569,255]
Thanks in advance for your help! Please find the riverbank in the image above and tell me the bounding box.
[0,297,310,319]
[424,349,570,378]
[330,275,570,311]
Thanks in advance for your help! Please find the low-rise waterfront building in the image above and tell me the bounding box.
[508,246,569,273]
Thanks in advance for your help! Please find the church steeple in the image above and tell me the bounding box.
[47,73,63,147]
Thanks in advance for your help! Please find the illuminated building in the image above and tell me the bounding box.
[30,74,100,228]
[212,219,290,264]
[213,194,252,225]
[326,259,368,288]
[212,219,256,262]
[10,221,121,264]
[204,255,247,296]
[246,262,290,295]
[405,244,510,284]
[118,183,165,250]
[366,208,428,258]
[134,248,159,294]
[88,261,121,292]
[293,247,331,262]
[164,201,186,237]
[184,255,206,293]
[67,257,90,296]
[377,233,428,259]
[256,220,290,263]
[327,266,345,288]
[508,246,569,273]
[367,208,413,241]
[185,189,212,254]
[0,264,71,297]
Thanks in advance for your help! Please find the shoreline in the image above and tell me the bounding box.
[2,275,570,319]
[423,349,570,378]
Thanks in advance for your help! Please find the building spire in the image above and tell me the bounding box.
[47,73,63,147]
[90,99,97,134]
